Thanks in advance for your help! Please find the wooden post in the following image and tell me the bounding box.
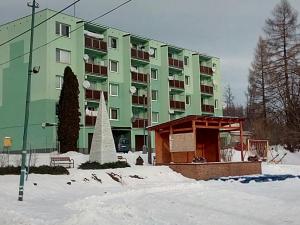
[240,121,244,161]
[192,120,196,159]
[170,126,174,163]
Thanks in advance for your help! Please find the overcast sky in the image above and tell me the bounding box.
[1,0,300,105]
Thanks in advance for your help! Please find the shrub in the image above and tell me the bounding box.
[0,165,69,175]
[78,161,130,170]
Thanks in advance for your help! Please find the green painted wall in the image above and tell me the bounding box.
[0,9,223,152]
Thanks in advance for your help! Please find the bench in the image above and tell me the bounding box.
[50,157,74,168]
[117,156,127,163]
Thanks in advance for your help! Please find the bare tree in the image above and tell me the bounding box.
[263,0,300,150]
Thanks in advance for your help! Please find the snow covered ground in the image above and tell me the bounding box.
[0,149,300,225]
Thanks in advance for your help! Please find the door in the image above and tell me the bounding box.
[88,133,93,154]
[135,135,146,151]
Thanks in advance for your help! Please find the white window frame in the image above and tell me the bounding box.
[185,76,190,86]
[152,90,158,101]
[109,36,118,49]
[56,22,71,38]
[186,95,191,105]
[109,60,119,72]
[152,112,159,123]
[215,99,218,109]
[109,107,119,120]
[55,75,63,89]
[109,83,119,96]
[184,56,189,66]
[56,48,71,64]
[151,68,158,80]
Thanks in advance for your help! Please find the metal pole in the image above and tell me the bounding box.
[18,0,38,201]
[147,73,152,164]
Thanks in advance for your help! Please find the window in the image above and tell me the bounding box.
[152,90,158,101]
[109,83,119,96]
[150,47,156,58]
[184,56,189,65]
[56,48,71,64]
[152,112,159,123]
[168,53,173,58]
[56,22,70,37]
[109,37,118,49]
[185,76,190,85]
[151,69,157,80]
[55,103,59,115]
[215,99,218,109]
[55,75,63,89]
[186,95,191,105]
[169,94,174,101]
[109,108,119,120]
[110,60,119,72]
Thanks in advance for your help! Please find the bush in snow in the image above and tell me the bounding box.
[0,165,69,175]
[78,161,130,170]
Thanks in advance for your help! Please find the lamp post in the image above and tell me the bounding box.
[18,0,39,201]
[146,73,152,164]
[142,94,146,153]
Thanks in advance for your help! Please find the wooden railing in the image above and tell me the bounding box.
[169,58,183,69]
[85,35,107,52]
[200,66,213,76]
[85,90,108,101]
[169,79,184,89]
[202,104,214,113]
[132,118,148,128]
[132,95,147,106]
[131,72,147,84]
[131,48,149,61]
[85,63,107,76]
[170,100,185,110]
[200,85,213,95]
[85,115,97,126]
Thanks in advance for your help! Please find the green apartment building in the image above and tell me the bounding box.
[0,9,222,152]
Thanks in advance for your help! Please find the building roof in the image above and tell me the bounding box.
[148,115,245,131]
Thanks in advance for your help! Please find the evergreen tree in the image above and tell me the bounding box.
[57,66,81,153]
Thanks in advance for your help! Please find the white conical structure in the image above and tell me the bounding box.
[89,92,117,164]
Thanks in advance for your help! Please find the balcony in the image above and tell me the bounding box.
[132,95,147,106]
[131,72,148,84]
[132,118,148,128]
[85,35,107,53]
[131,48,149,62]
[85,63,108,77]
[169,79,184,90]
[85,115,97,126]
[170,100,185,110]
[202,104,214,113]
[85,89,108,102]
[200,85,214,95]
[169,58,183,70]
[200,66,213,76]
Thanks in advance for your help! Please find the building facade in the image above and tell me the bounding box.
[0,9,222,152]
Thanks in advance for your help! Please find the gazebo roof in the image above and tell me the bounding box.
[148,115,245,132]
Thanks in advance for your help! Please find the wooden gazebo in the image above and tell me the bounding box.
[148,115,245,164]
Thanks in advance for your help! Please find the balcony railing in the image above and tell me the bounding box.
[131,72,147,84]
[202,104,214,113]
[85,35,107,52]
[131,48,149,61]
[85,63,108,77]
[85,115,97,126]
[170,100,185,110]
[132,118,148,128]
[200,66,213,76]
[169,79,184,89]
[132,95,147,106]
[169,58,183,69]
[200,85,214,95]
[85,90,108,101]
